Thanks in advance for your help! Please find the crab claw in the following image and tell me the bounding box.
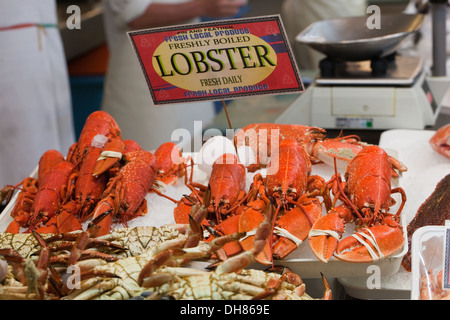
[334,224,404,262]
[238,200,273,265]
[308,206,351,263]
[208,214,243,257]
[218,204,273,273]
[173,193,204,225]
[238,207,272,265]
[312,136,365,171]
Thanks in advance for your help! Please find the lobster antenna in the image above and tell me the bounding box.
[333,157,363,221]
[269,204,281,269]
[222,99,233,133]
[221,99,240,162]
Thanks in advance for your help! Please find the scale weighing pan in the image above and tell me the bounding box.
[296,13,424,61]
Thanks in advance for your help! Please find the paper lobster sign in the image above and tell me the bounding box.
[128,15,304,105]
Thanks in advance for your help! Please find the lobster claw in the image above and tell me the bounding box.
[312,136,364,171]
[308,212,344,263]
[334,223,404,263]
[89,196,115,236]
[430,123,450,159]
[272,198,322,260]
[308,206,351,263]
[312,137,407,177]
[93,139,125,177]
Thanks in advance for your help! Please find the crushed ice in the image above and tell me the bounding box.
[91,134,108,148]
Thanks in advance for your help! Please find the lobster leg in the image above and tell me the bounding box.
[391,187,407,219]
[217,202,273,273]
[5,177,38,230]
[238,199,274,266]
[138,231,246,287]
[173,193,199,224]
[207,214,244,257]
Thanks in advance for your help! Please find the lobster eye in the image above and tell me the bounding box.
[216,199,229,207]
[273,186,282,192]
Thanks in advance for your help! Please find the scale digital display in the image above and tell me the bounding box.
[422,80,439,115]
[335,117,373,128]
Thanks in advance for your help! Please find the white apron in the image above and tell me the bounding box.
[101,0,216,152]
[0,0,75,186]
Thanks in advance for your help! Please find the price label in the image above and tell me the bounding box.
[128,15,304,105]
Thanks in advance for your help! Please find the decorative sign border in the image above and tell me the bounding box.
[128,15,304,105]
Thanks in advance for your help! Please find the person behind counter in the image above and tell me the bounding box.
[0,0,75,188]
[101,0,247,151]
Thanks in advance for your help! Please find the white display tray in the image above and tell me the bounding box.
[338,129,450,299]
[410,225,446,300]
[0,148,408,279]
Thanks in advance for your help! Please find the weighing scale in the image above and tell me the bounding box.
[275,13,450,130]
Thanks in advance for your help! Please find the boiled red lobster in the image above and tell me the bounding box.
[4,150,70,233]
[173,153,248,257]
[53,111,130,233]
[154,142,191,186]
[2,111,158,235]
[27,160,75,233]
[4,177,38,233]
[309,145,407,263]
[239,139,331,265]
[66,110,123,167]
[89,150,159,236]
